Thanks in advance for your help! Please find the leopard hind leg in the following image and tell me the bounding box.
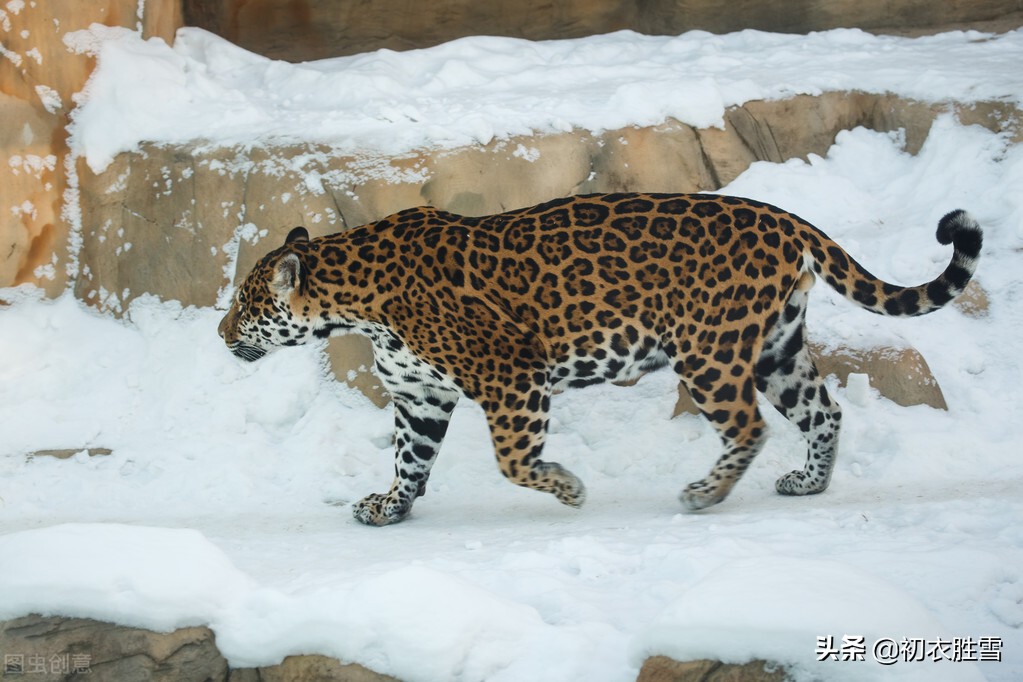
[755,276,842,496]
[676,353,768,511]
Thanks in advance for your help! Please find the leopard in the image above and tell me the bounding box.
[218,192,982,526]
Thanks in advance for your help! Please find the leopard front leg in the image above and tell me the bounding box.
[483,382,586,509]
[353,389,458,526]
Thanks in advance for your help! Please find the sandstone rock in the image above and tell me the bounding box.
[0,93,61,294]
[73,148,245,312]
[636,655,787,682]
[28,447,113,460]
[586,123,717,194]
[0,0,183,295]
[672,384,700,417]
[0,616,402,682]
[326,335,390,408]
[422,133,596,216]
[0,615,227,682]
[229,654,400,682]
[952,280,989,318]
[810,342,947,410]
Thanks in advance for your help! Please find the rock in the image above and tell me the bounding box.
[673,385,700,417]
[0,0,182,296]
[810,342,947,410]
[0,93,62,294]
[0,615,227,682]
[184,0,1023,61]
[326,335,390,409]
[0,616,402,682]
[636,655,787,682]
[28,447,113,460]
[952,280,989,318]
[421,134,596,217]
[229,654,400,682]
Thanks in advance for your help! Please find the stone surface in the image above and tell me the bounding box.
[28,447,113,460]
[952,280,990,318]
[0,0,183,294]
[326,335,390,408]
[0,93,60,293]
[811,342,948,410]
[182,0,1023,61]
[0,616,403,682]
[0,616,801,682]
[636,655,788,682]
[229,654,400,682]
[0,615,226,682]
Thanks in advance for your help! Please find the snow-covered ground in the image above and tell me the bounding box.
[3,25,1023,682]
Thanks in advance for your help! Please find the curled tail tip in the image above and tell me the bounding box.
[936,209,983,257]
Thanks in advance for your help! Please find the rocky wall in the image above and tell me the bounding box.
[184,0,1023,61]
[0,0,182,295]
[0,614,785,682]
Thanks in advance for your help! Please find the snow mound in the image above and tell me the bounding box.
[0,523,253,631]
[634,556,985,681]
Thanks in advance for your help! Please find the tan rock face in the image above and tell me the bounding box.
[636,655,787,682]
[811,343,948,410]
[0,0,182,295]
[0,615,399,682]
[230,654,401,682]
[0,94,60,291]
[0,615,226,682]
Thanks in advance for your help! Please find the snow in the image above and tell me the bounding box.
[63,25,1023,173]
[635,556,985,681]
[3,25,1023,682]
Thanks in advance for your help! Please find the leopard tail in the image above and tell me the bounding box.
[802,210,982,317]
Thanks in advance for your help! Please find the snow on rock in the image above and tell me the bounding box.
[215,565,556,679]
[65,25,1023,173]
[633,556,985,681]
[0,523,253,631]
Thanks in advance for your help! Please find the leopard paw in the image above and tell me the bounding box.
[679,479,728,511]
[538,462,586,508]
[775,470,829,496]
[352,492,412,526]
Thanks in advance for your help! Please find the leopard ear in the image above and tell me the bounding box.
[271,253,302,294]
[286,226,309,245]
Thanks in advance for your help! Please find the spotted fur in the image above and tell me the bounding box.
[218,193,982,525]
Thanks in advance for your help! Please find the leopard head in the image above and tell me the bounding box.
[218,227,315,362]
